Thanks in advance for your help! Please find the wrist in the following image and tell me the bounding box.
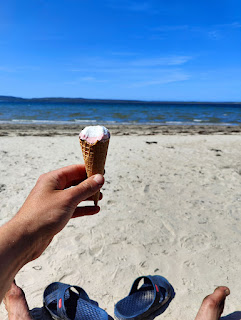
[13,209,53,262]
[1,215,37,269]
[0,215,37,302]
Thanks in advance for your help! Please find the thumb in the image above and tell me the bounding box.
[66,174,104,205]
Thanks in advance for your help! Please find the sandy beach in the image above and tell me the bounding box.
[0,125,241,319]
[1,123,241,137]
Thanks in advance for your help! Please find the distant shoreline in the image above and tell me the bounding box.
[0,95,240,105]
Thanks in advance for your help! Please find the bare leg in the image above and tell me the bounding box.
[195,286,230,320]
[3,281,32,320]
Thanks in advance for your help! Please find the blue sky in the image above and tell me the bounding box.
[0,0,240,101]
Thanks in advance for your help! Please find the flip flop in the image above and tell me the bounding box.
[43,282,109,320]
[114,275,174,320]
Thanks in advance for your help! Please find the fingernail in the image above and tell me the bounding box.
[93,174,104,185]
[225,288,230,296]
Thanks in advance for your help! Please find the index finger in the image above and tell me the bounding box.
[50,164,87,190]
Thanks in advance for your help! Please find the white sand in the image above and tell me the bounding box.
[0,134,241,319]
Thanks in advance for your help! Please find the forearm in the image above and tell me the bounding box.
[0,215,33,302]
[0,167,104,302]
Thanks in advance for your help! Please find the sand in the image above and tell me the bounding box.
[0,125,241,319]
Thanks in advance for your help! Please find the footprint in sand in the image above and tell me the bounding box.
[184,260,196,268]
[180,233,211,251]
[88,244,104,257]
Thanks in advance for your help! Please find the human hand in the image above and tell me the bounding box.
[13,164,104,262]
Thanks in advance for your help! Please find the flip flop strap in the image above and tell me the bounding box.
[129,276,161,306]
[151,275,171,301]
[44,282,70,308]
[56,284,90,319]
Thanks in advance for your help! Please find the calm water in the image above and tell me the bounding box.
[0,101,240,125]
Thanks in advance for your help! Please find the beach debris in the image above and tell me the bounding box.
[144,184,150,193]
[210,148,222,152]
[79,125,110,205]
[33,265,42,270]
[0,184,6,192]
[145,141,158,144]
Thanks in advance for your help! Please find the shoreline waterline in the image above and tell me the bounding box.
[1,123,241,136]
[0,119,240,126]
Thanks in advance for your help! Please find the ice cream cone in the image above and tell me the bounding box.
[79,139,109,205]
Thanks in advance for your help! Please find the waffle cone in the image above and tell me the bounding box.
[79,139,109,205]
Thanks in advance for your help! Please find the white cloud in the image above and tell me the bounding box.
[215,22,241,29]
[68,55,192,88]
[131,56,192,67]
[151,22,241,42]
[206,22,241,40]
[65,76,108,85]
[130,72,190,87]
[127,2,152,12]
[0,65,39,72]
[152,25,189,32]
[110,51,137,56]
[208,30,221,40]
[79,76,108,83]
[231,22,241,28]
[69,56,192,73]
[79,76,96,81]
[106,0,158,13]
[0,66,16,72]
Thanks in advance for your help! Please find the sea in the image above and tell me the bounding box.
[0,101,240,126]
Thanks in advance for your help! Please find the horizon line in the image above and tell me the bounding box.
[0,95,240,104]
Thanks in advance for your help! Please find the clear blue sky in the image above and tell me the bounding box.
[0,0,240,101]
